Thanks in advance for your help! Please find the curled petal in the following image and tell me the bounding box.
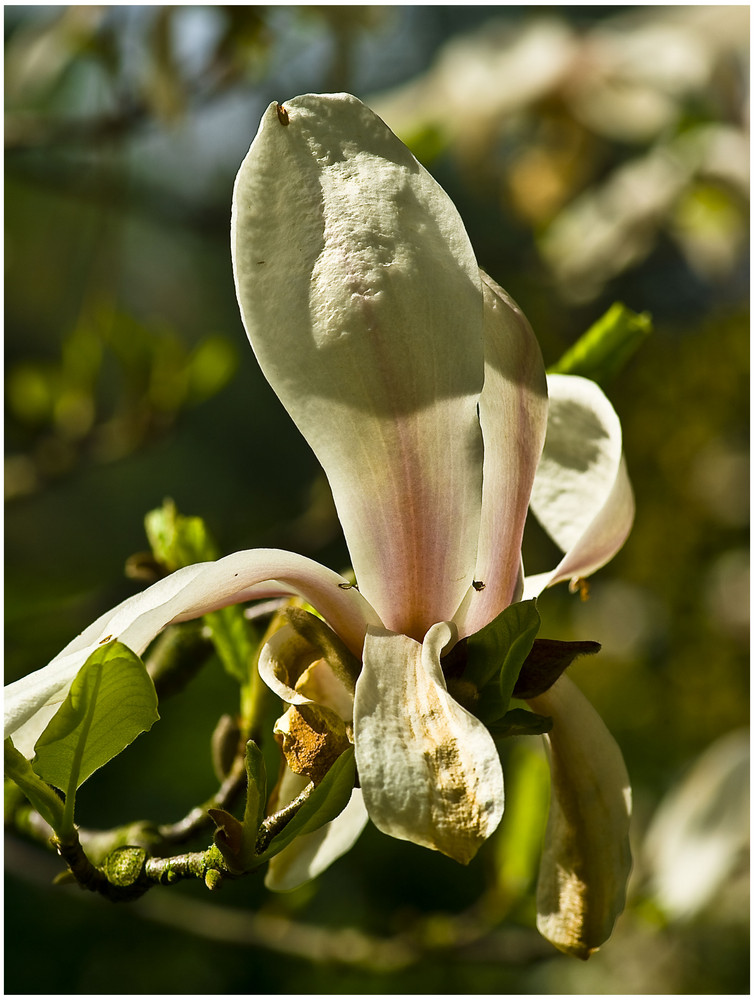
[458,272,548,636]
[259,623,355,723]
[232,93,485,638]
[354,622,504,864]
[524,374,634,599]
[6,549,379,756]
[529,676,632,959]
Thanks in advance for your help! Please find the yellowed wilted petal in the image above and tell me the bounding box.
[529,676,632,959]
[274,703,351,784]
[354,622,504,864]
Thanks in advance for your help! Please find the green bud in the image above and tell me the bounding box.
[102,846,147,887]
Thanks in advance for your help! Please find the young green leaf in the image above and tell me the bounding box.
[548,302,651,385]
[464,600,541,725]
[31,641,159,833]
[210,741,268,873]
[241,739,267,848]
[145,498,219,570]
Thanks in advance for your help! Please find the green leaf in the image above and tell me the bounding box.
[31,641,159,833]
[549,302,652,384]
[513,638,601,700]
[464,600,541,725]
[4,738,66,834]
[257,747,356,863]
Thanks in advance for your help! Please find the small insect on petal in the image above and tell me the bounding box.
[276,104,290,126]
[472,580,486,592]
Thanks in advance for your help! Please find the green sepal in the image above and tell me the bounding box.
[31,640,159,835]
[464,600,541,725]
[256,747,356,864]
[548,302,652,385]
[4,738,66,834]
[488,708,553,743]
[513,639,601,700]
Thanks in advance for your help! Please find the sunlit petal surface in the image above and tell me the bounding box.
[354,622,504,863]
[232,94,485,638]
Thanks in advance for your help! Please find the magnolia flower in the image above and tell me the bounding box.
[5,94,633,957]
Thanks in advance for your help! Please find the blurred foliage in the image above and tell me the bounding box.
[4,5,749,996]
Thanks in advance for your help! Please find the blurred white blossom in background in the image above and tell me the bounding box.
[371,5,749,302]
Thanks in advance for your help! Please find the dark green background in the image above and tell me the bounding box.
[5,6,749,994]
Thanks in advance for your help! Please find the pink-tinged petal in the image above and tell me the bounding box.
[529,676,632,959]
[5,549,379,755]
[265,781,368,892]
[232,94,485,639]
[354,622,504,863]
[524,374,634,599]
[458,272,548,636]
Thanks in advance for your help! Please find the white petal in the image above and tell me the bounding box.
[232,94,485,639]
[354,622,504,864]
[524,374,634,599]
[459,272,548,636]
[529,676,632,959]
[5,549,379,755]
[265,787,368,892]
